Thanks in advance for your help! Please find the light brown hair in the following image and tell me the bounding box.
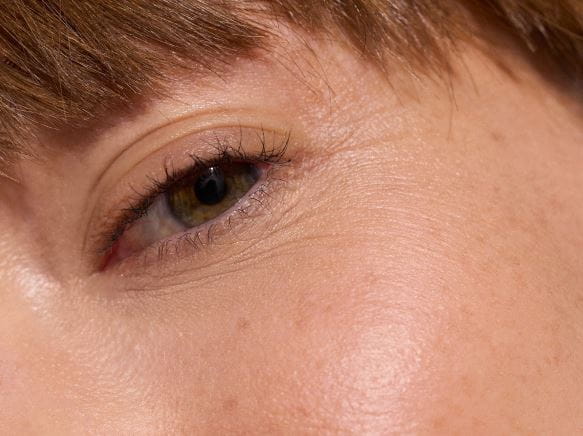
[0,0,581,166]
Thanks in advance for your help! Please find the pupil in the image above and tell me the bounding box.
[194,167,227,205]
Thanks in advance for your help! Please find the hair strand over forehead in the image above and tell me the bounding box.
[0,0,581,167]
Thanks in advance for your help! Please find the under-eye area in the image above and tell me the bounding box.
[95,128,294,271]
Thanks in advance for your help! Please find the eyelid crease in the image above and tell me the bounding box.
[93,128,292,271]
[81,114,300,261]
[86,108,294,200]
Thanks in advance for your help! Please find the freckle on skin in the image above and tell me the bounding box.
[460,374,475,396]
[491,131,504,143]
[237,318,250,331]
[295,406,310,418]
[222,398,238,412]
[431,415,446,431]
[294,316,306,330]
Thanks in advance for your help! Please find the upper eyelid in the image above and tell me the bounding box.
[91,131,294,268]
[83,126,294,256]
[86,110,294,195]
[107,132,292,244]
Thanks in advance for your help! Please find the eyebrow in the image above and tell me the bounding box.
[0,1,269,174]
[1,0,581,175]
[0,0,443,171]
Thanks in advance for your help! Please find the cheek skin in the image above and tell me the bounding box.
[113,133,581,434]
[135,58,583,432]
[1,38,583,433]
[119,260,444,433]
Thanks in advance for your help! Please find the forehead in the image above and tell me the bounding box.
[0,0,581,176]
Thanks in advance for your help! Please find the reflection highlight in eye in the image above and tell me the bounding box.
[93,126,293,271]
[104,161,265,268]
[168,163,260,227]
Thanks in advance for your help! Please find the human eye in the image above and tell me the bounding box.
[96,129,291,270]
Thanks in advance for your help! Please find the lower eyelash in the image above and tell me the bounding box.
[109,162,281,271]
[96,130,292,261]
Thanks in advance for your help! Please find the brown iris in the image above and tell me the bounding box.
[166,163,260,228]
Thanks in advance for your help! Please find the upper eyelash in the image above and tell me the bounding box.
[98,129,291,257]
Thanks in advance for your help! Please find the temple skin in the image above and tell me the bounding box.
[0,30,582,434]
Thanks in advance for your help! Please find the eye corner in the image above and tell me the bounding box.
[93,130,296,271]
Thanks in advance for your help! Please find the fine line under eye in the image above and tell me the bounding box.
[96,130,291,269]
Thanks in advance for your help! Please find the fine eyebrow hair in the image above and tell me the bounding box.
[0,0,581,173]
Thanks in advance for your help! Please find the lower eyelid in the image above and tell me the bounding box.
[104,162,276,270]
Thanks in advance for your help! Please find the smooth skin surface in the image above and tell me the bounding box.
[0,29,582,434]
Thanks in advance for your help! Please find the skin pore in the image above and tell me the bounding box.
[0,26,583,434]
